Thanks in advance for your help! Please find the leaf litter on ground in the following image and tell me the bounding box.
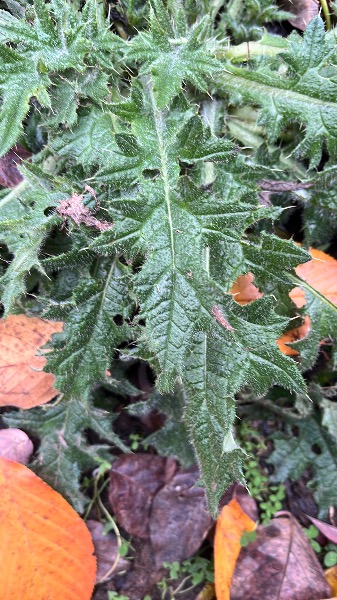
[0,315,63,408]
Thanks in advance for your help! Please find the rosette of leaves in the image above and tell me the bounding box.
[3,0,336,515]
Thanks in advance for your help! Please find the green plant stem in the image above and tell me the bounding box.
[320,0,331,29]
[96,494,124,583]
[222,41,286,62]
[0,179,29,208]
[83,474,105,520]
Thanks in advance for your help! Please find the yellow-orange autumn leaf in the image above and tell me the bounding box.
[229,273,263,305]
[214,498,256,600]
[290,247,337,308]
[230,248,337,356]
[325,565,337,596]
[0,315,63,408]
[0,458,96,599]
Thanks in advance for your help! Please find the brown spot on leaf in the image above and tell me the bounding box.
[57,187,112,231]
[211,305,234,331]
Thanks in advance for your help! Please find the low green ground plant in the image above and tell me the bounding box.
[1,0,337,518]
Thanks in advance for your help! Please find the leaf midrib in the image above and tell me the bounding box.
[147,78,177,371]
[219,68,337,111]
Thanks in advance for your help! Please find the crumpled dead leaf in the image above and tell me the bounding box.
[109,455,213,568]
[150,465,213,567]
[109,454,176,538]
[86,520,130,583]
[0,315,63,408]
[305,514,337,545]
[57,185,112,231]
[0,428,34,464]
[0,144,31,187]
[278,0,319,30]
[230,515,332,599]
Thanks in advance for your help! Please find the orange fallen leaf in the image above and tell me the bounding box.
[230,248,337,356]
[229,273,302,356]
[229,273,263,305]
[0,315,63,408]
[290,248,337,308]
[276,316,311,357]
[325,565,337,596]
[0,458,96,599]
[214,498,256,600]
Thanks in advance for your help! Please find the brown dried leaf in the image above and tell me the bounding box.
[305,514,337,545]
[109,454,177,538]
[86,520,130,583]
[150,465,214,568]
[0,428,34,464]
[230,516,332,599]
[0,315,63,408]
[278,0,319,30]
[57,187,112,231]
[0,145,31,187]
[117,537,165,600]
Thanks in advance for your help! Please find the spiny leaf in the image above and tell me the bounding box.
[45,258,134,397]
[3,397,128,511]
[0,0,120,156]
[268,409,337,518]
[125,1,222,108]
[184,295,306,513]
[0,171,64,314]
[87,76,309,512]
[217,17,337,167]
[0,47,49,157]
[128,383,195,466]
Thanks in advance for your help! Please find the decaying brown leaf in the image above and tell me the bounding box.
[150,465,213,567]
[117,537,165,600]
[278,0,319,30]
[109,455,213,569]
[109,454,175,538]
[0,315,63,408]
[305,514,337,545]
[230,515,332,599]
[0,428,34,464]
[0,145,31,187]
[86,520,130,583]
[57,185,112,231]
